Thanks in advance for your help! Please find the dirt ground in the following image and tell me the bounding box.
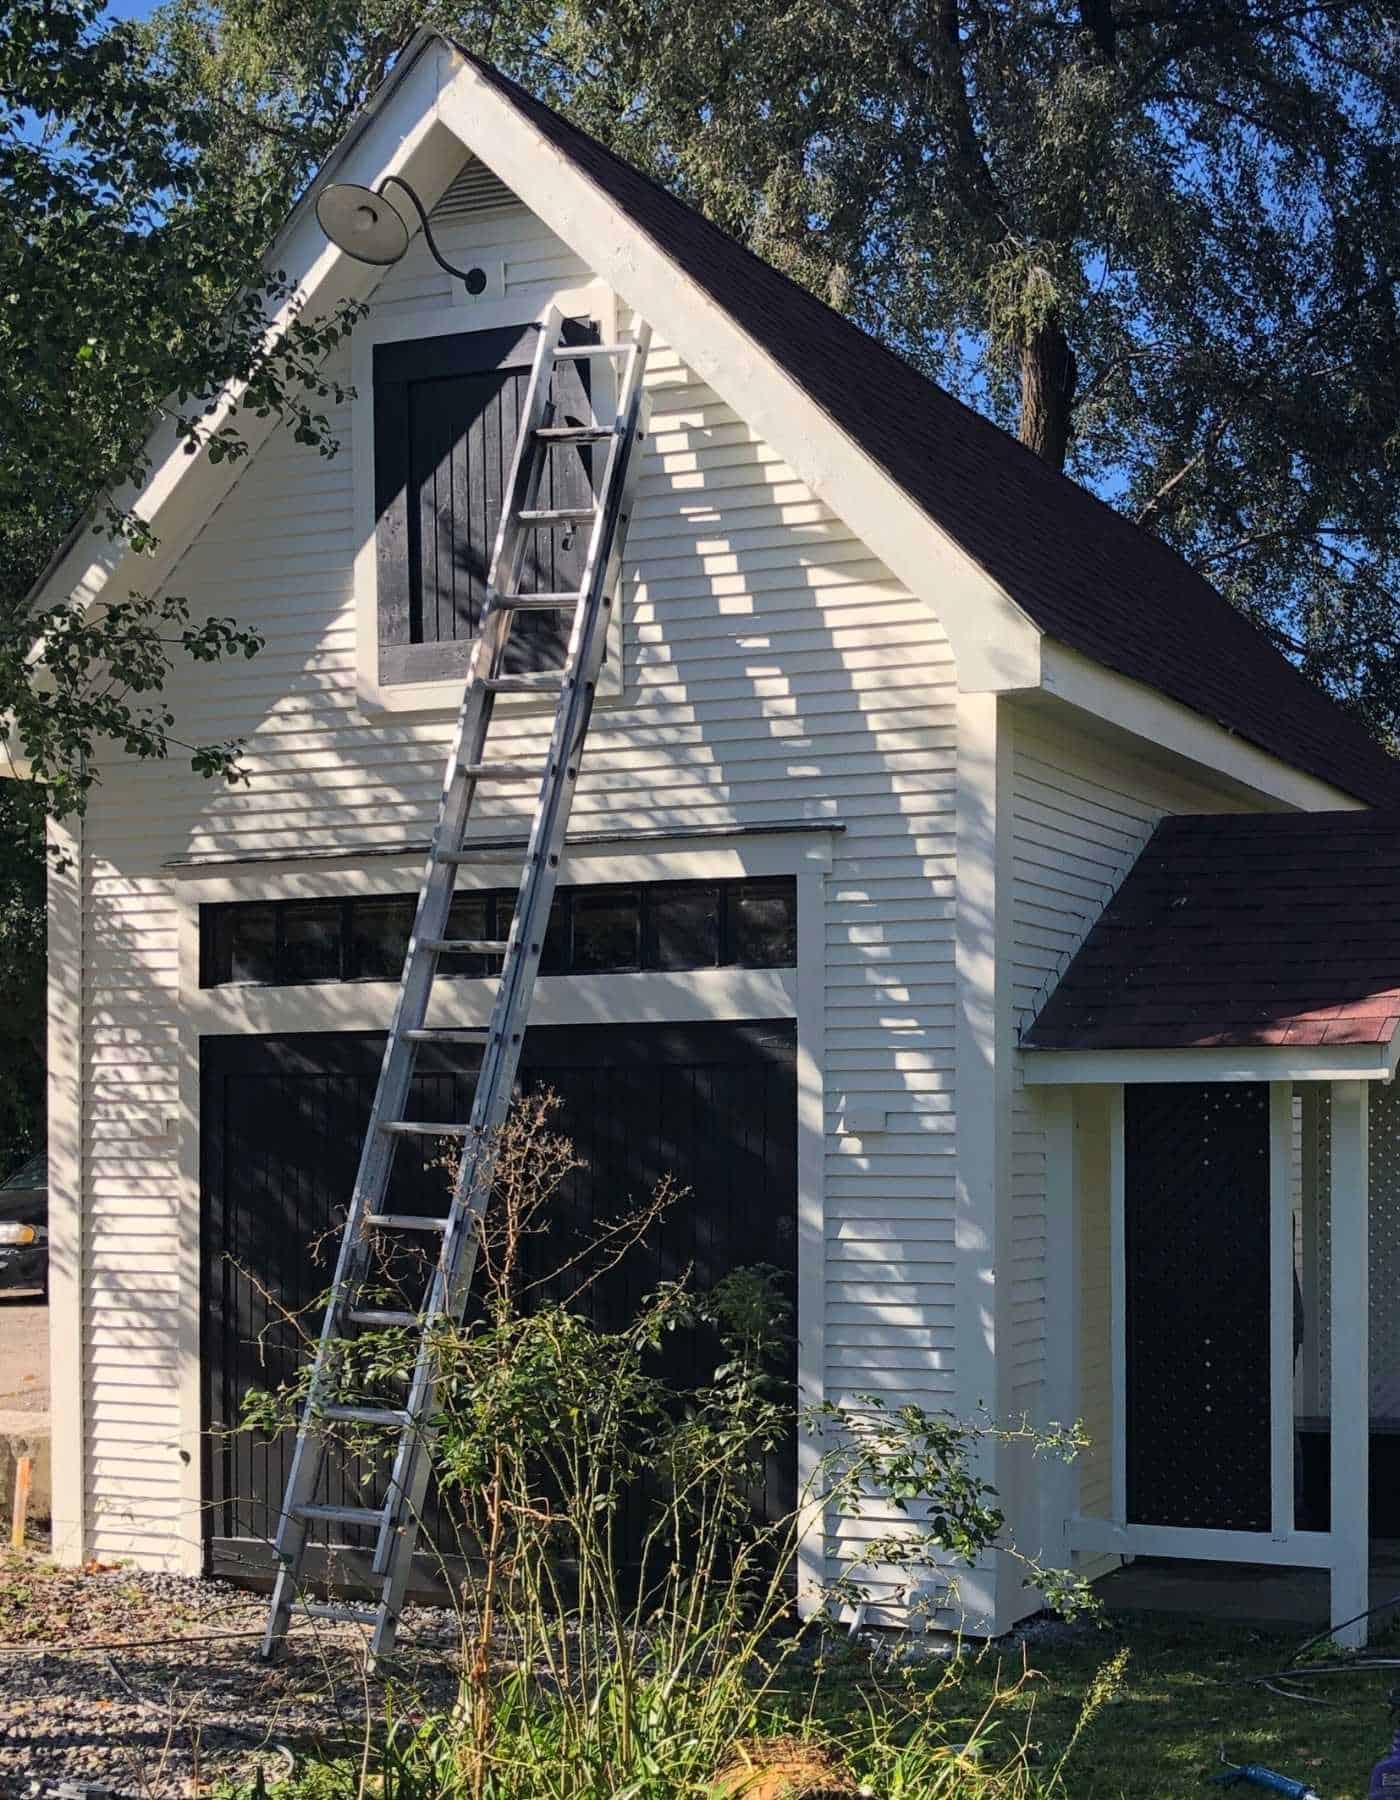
[0,1295,48,1413]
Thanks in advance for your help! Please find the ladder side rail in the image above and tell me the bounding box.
[367,331,653,1639]
[259,309,566,1659]
[462,324,653,1178]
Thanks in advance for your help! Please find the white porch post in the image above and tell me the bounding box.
[1040,1086,1079,1564]
[1269,1085,1295,1541]
[1107,1084,1127,1530]
[1329,1080,1369,1648]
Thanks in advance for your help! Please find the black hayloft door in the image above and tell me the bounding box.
[1125,1081,1271,1530]
[373,318,598,687]
[201,1022,798,1588]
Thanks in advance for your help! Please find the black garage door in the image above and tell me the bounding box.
[201,1021,797,1587]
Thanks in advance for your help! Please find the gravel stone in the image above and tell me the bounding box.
[0,1549,468,1797]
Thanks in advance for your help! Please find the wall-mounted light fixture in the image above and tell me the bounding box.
[315,175,489,295]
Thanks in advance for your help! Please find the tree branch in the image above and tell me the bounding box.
[1136,413,1231,527]
[1197,524,1376,566]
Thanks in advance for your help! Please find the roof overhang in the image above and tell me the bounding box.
[1034,643,1365,814]
[1022,1037,1400,1085]
[23,33,1043,701]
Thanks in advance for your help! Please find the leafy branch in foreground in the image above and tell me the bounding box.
[1,0,366,814]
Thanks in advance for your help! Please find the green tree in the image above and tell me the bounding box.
[2,0,364,816]
[0,0,362,1166]
[0,788,45,1171]
[152,0,1400,733]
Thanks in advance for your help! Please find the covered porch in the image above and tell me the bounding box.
[1022,811,1400,1648]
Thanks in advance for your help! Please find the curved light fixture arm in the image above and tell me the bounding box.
[377,175,487,294]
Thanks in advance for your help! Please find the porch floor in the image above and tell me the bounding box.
[1094,1546,1400,1632]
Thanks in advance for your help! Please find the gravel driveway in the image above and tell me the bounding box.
[0,1298,48,1414]
[0,1553,466,1797]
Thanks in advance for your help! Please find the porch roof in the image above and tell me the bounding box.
[1022,810,1400,1054]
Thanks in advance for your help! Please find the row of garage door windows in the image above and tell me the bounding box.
[200,876,798,988]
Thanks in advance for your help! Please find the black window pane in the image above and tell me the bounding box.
[208,903,277,986]
[648,885,720,971]
[440,892,492,977]
[732,882,797,967]
[350,896,415,981]
[540,891,569,975]
[572,888,641,972]
[280,901,343,984]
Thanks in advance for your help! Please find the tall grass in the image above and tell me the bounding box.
[239,1095,1103,1799]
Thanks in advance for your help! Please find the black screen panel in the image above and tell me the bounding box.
[1125,1081,1271,1530]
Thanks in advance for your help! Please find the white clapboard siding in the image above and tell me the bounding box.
[1003,704,1271,1495]
[75,173,960,1568]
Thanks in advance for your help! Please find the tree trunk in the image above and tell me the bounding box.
[1018,318,1078,470]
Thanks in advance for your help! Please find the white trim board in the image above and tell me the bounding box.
[171,828,837,904]
[162,820,842,875]
[1068,1518,1334,1569]
[45,813,85,1565]
[1035,642,1365,815]
[191,968,797,1038]
[1022,1043,1400,1085]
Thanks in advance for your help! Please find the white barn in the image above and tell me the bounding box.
[26,32,1400,1642]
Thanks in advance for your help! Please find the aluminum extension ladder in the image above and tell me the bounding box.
[259,306,651,1661]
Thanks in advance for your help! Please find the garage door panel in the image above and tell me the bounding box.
[201,1021,797,1582]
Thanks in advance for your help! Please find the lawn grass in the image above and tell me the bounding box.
[923,1610,1400,1798]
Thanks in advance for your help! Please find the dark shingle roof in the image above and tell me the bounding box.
[459,49,1400,807]
[1022,811,1400,1052]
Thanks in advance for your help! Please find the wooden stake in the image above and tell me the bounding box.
[10,1453,31,1550]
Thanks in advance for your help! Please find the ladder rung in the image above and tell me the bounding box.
[299,1602,381,1626]
[493,592,579,610]
[320,1404,412,1427]
[420,937,509,955]
[482,674,566,695]
[380,1120,476,1137]
[363,1213,449,1231]
[348,1309,421,1328]
[517,507,597,524]
[552,341,630,359]
[457,761,540,781]
[534,424,615,441]
[403,1028,490,1043]
[294,1502,390,1527]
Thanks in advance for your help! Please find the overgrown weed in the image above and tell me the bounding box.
[232,1094,1101,1799]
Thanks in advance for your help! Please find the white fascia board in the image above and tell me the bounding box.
[1037,639,1365,813]
[430,51,1042,696]
[1022,1040,1400,1085]
[27,36,462,620]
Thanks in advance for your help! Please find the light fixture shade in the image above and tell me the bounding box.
[315,182,410,266]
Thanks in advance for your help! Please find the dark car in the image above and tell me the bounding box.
[0,1152,47,1297]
